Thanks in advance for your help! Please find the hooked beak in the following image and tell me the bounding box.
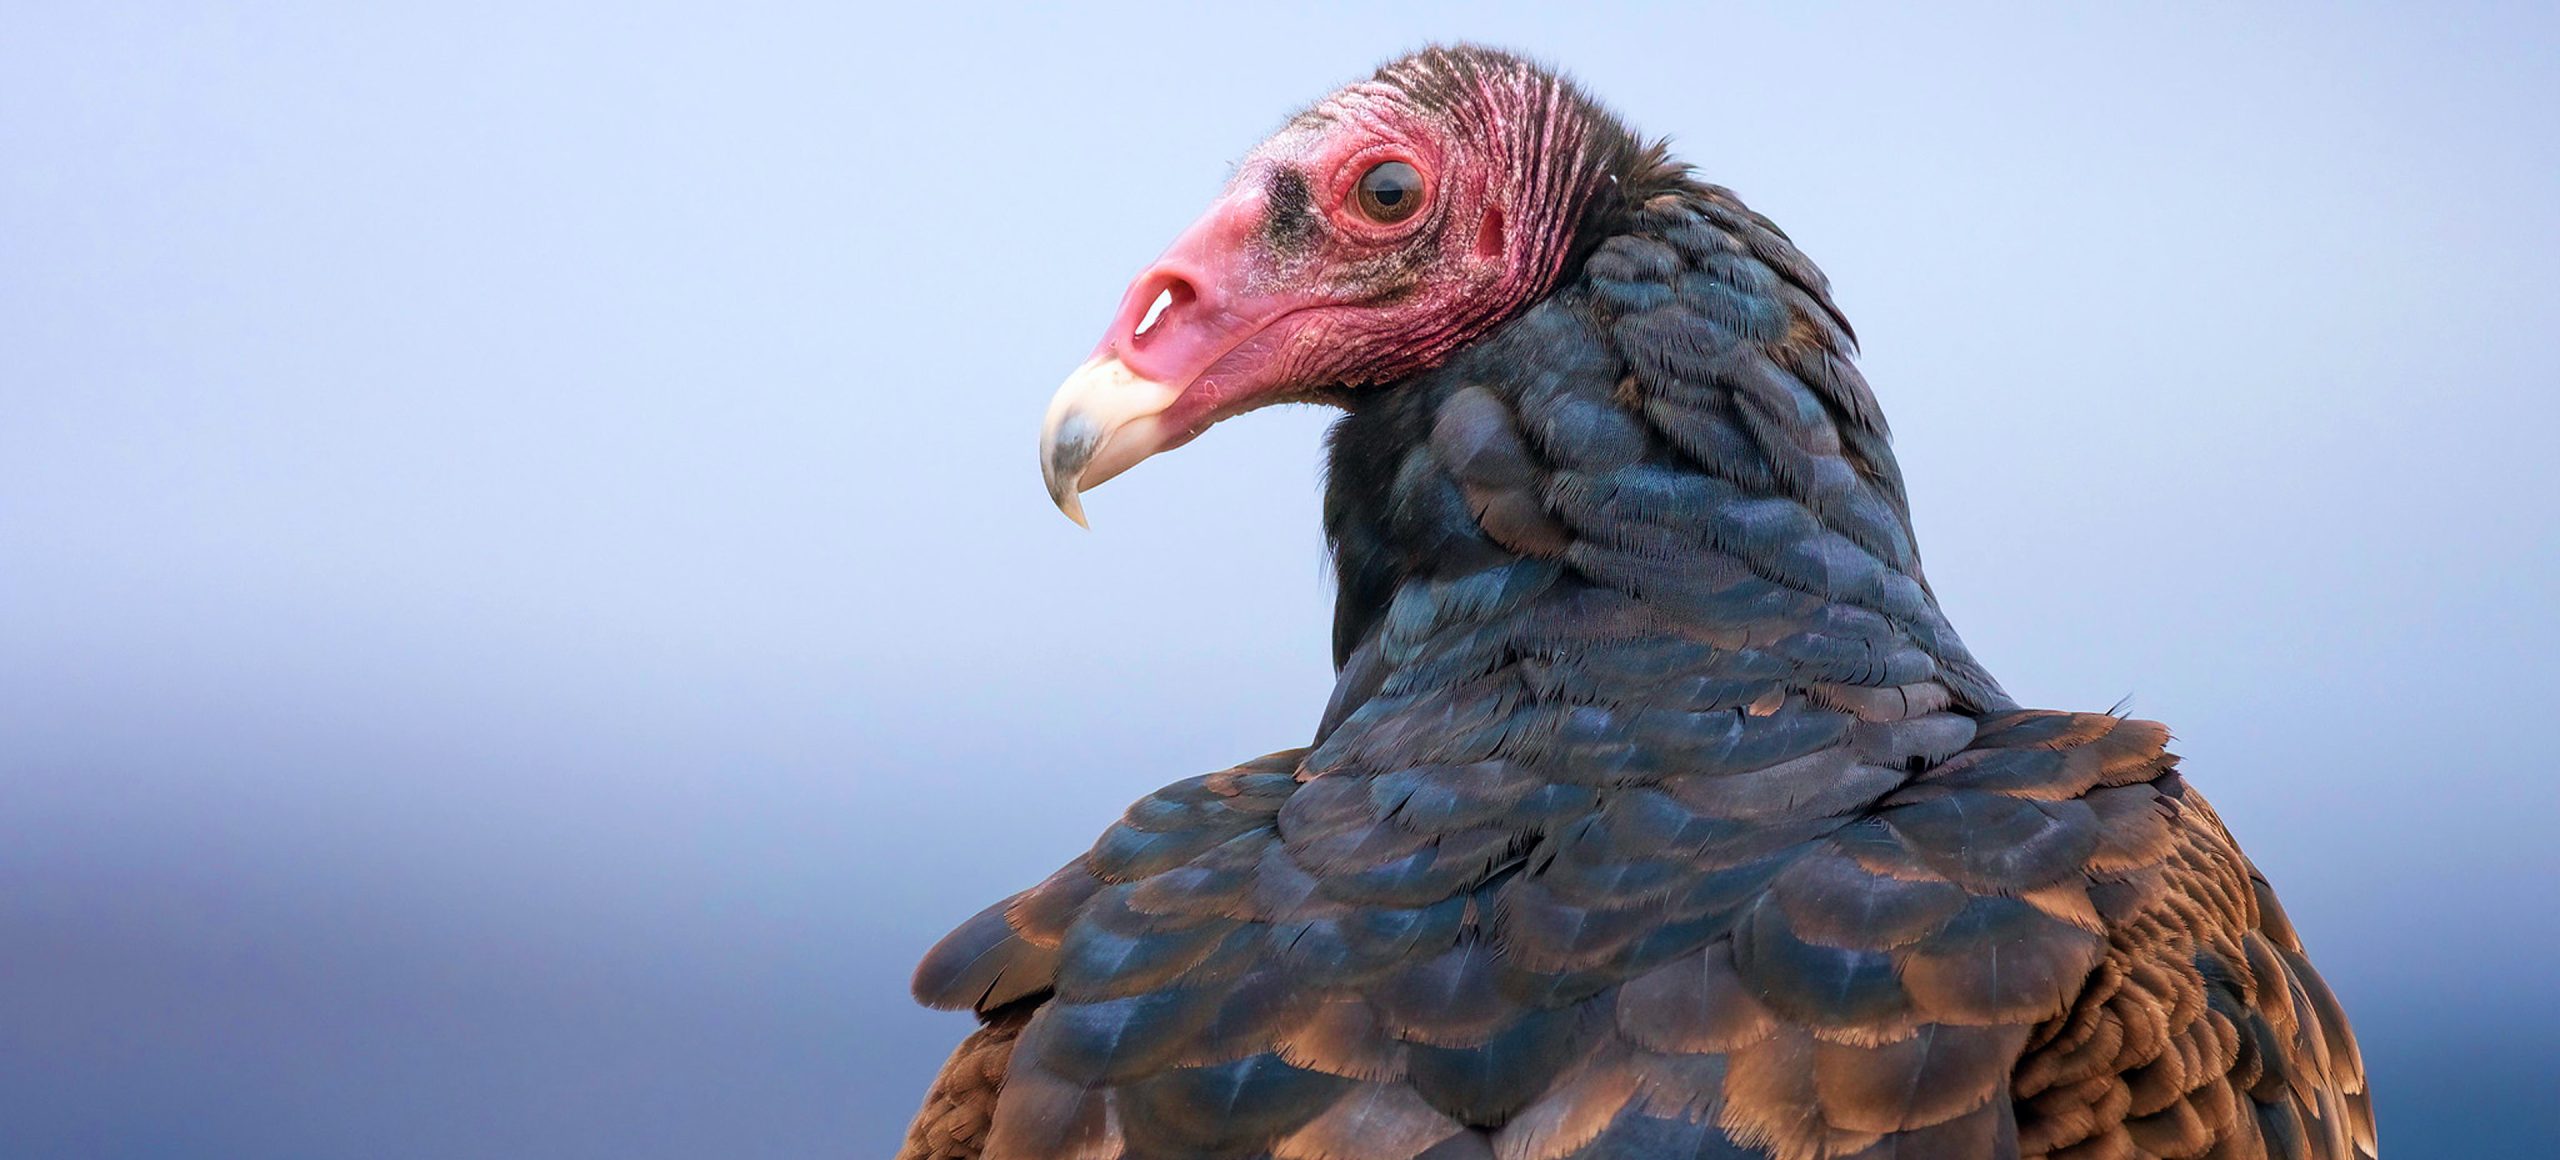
[1038,357,1181,529]
[1036,177,1316,526]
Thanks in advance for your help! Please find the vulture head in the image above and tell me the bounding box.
[1039,46,1655,525]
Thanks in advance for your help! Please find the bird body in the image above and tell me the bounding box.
[902,48,2371,1160]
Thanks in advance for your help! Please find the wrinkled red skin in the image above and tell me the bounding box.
[1090,76,1601,453]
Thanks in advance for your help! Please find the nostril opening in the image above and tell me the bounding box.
[1135,289,1173,338]
[1131,278,1196,344]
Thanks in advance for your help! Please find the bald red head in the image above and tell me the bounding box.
[1040,47,1648,524]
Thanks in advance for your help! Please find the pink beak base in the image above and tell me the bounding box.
[1037,181,1317,525]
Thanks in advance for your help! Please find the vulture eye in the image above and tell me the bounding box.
[1353,161,1424,224]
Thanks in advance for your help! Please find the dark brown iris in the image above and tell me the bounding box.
[1353,161,1424,223]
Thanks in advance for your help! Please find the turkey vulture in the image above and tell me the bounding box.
[899,46,2374,1160]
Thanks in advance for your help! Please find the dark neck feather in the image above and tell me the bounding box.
[1317,176,2008,748]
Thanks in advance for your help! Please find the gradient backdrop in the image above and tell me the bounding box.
[5,4,2556,1156]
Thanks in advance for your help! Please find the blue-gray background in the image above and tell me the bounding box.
[5,3,2554,1156]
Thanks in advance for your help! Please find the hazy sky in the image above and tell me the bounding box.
[4,4,2556,1156]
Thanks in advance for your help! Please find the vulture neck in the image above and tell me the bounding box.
[1315,181,2010,752]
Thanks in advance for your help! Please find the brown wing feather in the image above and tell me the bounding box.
[897,1006,1034,1160]
[2014,790,2375,1159]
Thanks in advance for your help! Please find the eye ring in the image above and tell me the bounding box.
[1352,160,1425,224]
